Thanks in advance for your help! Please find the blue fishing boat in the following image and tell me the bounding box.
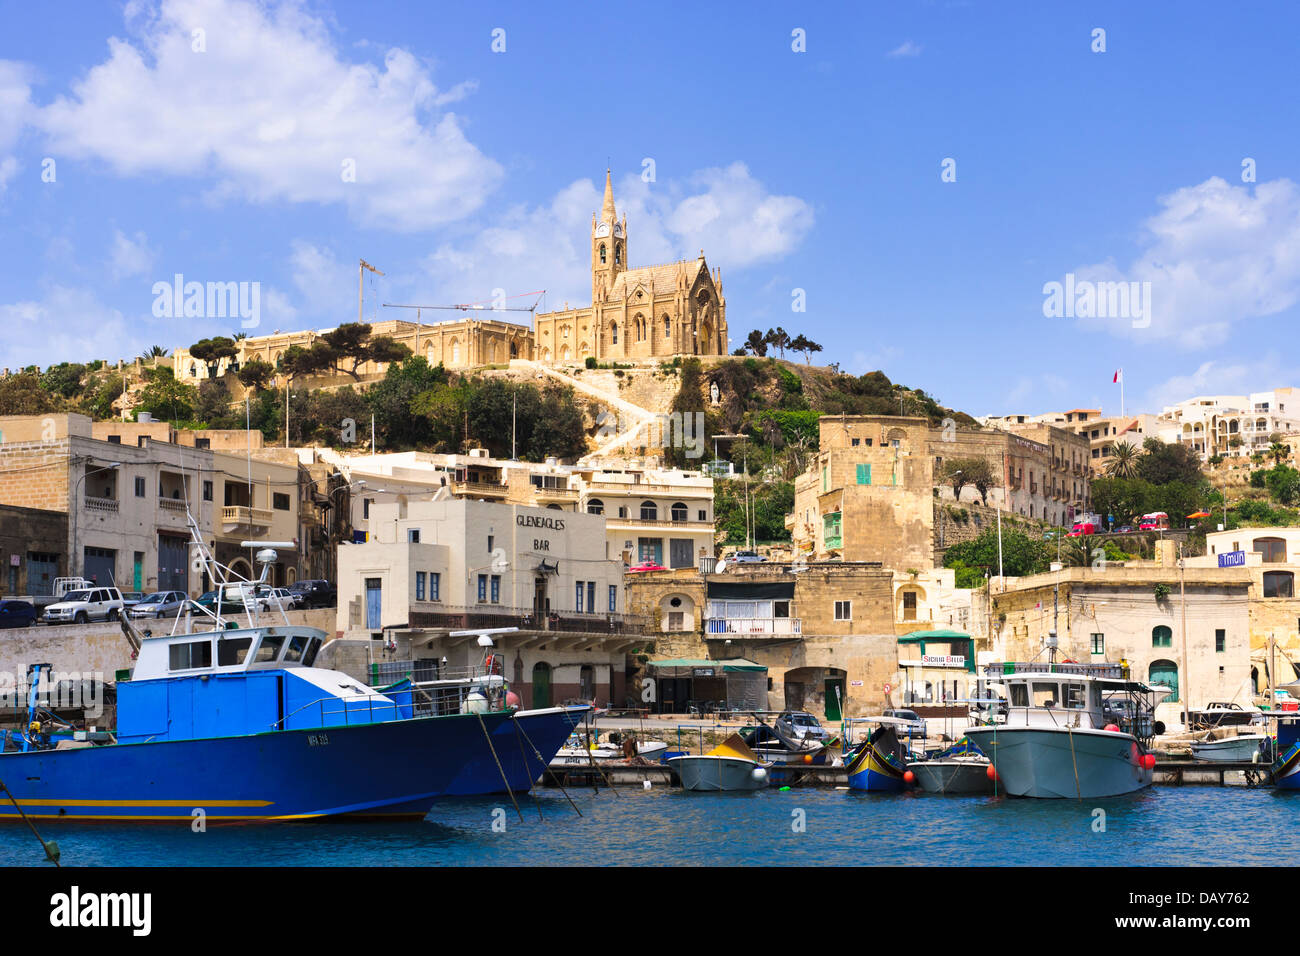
[845,723,908,792]
[1270,714,1300,789]
[0,530,519,823]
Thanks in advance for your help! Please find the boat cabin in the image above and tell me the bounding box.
[974,663,1158,740]
[117,625,410,744]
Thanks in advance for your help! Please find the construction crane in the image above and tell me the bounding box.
[359,259,384,323]
[382,289,547,323]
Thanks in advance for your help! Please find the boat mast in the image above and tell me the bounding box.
[1047,579,1059,665]
[1179,543,1190,732]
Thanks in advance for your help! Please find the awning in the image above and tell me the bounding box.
[898,629,971,643]
[648,657,767,673]
[706,581,794,600]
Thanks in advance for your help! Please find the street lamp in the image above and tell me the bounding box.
[71,460,121,580]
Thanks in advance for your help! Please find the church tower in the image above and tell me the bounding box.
[591,169,626,301]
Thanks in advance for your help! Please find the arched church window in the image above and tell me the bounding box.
[599,244,607,264]
[664,316,670,339]
[615,242,622,264]
[611,323,618,344]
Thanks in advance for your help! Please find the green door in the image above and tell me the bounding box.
[824,678,845,720]
[532,662,552,708]
[1149,660,1179,703]
[133,552,143,592]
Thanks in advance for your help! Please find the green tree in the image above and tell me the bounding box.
[194,380,237,428]
[189,337,238,379]
[944,527,1051,578]
[743,329,768,356]
[1137,437,1203,485]
[1106,440,1141,479]
[236,359,275,392]
[371,357,452,449]
[942,457,994,502]
[0,372,60,415]
[40,363,88,399]
[137,367,197,421]
[1265,464,1300,506]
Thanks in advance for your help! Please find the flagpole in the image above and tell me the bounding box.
[1119,368,1125,419]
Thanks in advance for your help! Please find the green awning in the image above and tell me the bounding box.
[648,657,767,673]
[898,629,971,643]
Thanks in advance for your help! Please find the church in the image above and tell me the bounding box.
[531,170,729,364]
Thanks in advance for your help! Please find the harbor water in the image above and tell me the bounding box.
[2,785,1295,867]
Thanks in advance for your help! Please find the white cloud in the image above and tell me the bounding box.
[886,41,922,58]
[1070,177,1300,347]
[850,345,902,374]
[0,60,34,194]
[109,229,156,279]
[1142,354,1290,411]
[38,0,501,230]
[288,240,353,322]
[422,164,813,308]
[0,286,154,370]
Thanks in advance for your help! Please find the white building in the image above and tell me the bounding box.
[1155,389,1300,462]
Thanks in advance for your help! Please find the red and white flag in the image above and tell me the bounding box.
[1113,369,1123,384]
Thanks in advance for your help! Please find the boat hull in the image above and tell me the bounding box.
[1270,740,1300,789]
[845,743,906,792]
[964,726,1151,798]
[668,755,769,791]
[1189,734,1268,764]
[907,758,995,794]
[444,706,590,795]
[0,712,511,822]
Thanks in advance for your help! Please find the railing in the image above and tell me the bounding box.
[603,516,711,530]
[450,479,507,496]
[84,496,119,515]
[270,694,406,730]
[705,617,802,635]
[531,485,579,500]
[408,603,647,634]
[221,505,273,527]
[158,498,187,512]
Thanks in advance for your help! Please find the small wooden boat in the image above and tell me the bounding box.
[668,733,770,791]
[549,733,668,767]
[1189,732,1269,763]
[845,724,908,792]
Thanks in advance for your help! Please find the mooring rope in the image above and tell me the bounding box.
[0,779,60,866]
[476,714,523,823]
[1067,726,1082,800]
[513,717,583,818]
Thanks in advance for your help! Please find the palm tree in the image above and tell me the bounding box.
[142,345,169,359]
[1269,439,1289,466]
[1106,440,1141,479]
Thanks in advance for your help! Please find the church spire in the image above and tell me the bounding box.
[601,168,617,221]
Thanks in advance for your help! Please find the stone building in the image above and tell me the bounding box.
[625,562,899,717]
[532,171,729,365]
[0,504,68,597]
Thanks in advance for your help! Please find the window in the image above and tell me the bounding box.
[273,492,290,511]
[1091,632,1104,655]
[1152,625,1173,648]
[407,528,420,543]
[203,480,213,501]
[255,635,285,662]
[1215,628,1226,652]
[587,499,604,516]
[587,581,595,613]
[576,582,584,613]
[664,316,670,338]
[599,242,606,264]
[478,574,487,603]
[698,509,706,521]
[217,637,251,666]
[640,501,657,520]
[490,575,500,603]
[852,437,861,447]
[834,600,852,621]
[611,323,618,344]
[487,534,494,554]
[416,571,426,601]
[1263,571,1294,598]
[671,502,688,522]
[609,585,617,612]
[284,635,307,663]
[1010,683,1030,708]
[134,476,145,497]
[901,590,917,621]
[363,499,371,519]
[1062,683,1086,709]
[1255,537,1287,563]
[169,640,212,671]
[195,438,210,449]
[1031,682,1059,707]
[107,435,121,444]
[430,573,440,601]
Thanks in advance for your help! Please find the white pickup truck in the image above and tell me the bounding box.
[41,586,126,625]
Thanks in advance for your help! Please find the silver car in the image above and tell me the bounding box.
[127,591,191,619]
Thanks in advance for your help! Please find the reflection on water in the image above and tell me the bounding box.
[0,787,1292,867]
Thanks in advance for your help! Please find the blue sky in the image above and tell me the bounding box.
[2,0,1298,419]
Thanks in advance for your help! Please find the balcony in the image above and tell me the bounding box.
[531,485,579,503]
[221,505,273,533]
[705,617,802,636]
[407,603,646,634]
[159,497,187,513]
[84,495,119,515]
[450,479,508,500]
[604,516,713,532]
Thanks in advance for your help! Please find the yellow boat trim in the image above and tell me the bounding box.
[707,732,762,762]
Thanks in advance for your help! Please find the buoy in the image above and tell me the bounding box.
[779,785,791,792]
[1142,753,1156,770]
[986,764,999,781]
[505,690,521,709]
[462,692,488,715]
[803,754,813,764]
[1103,723,1120,733]
[903,770,915,784]
[751,767,767,781]
[642,779,652,790]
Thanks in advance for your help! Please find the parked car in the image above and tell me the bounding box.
[884,708,928,738]
[778,711,831,742]
[127,591,191,619]
[1116,525,1135,534]
[41,587,125,625]
[729,550,767,563]
[0,600,37,628]
[288,579,337,608]
[1066,522,1101,537]
[253,587,298,612]
[119,591,146,609]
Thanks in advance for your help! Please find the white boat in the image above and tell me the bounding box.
[1189,733,1269,763]
[963,662,1159,799]
[668,733,770,791]
[549,734,668,767]
[908,755,993,794]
